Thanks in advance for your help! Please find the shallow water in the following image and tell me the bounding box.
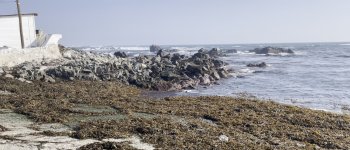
[81,43,350,113]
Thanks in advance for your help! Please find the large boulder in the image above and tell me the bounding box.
[250,47,294,55]
[208,48,220,57]
[156,50,170,58]
[114,51,127,58]
[150,45,162,52]
[185,63,203,76]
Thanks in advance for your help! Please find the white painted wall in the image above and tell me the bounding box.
[0,45,62,67]
[0,15,37,49]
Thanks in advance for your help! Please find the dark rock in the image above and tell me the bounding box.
[156,50,169,58]
[186,63,202,76]
[150,45,162,52]
[213,60,224,68]
[192,51,209,59]
[208,48,220,57]
[135,127,155,135]
[198,48,206,53]
[247,62,267,68]
[170,53,183,63]
[223,49,237,53]
[250,47,295,55]
[203,115,219,122]
[113,51,127,58]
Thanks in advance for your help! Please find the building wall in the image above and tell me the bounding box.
[0,15,36,48]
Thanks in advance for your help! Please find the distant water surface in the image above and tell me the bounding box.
[78,43,350,113]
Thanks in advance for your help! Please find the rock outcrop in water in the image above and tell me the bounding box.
[250,47,294,55]
[5,47,230,91]
[247,62,267,68]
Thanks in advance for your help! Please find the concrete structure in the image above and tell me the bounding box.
[0,45,62,67]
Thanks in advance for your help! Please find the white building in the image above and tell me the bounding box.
[0,13,62,49]
[0,13,63,67]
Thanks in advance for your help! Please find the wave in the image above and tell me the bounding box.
[169,47,203,51]
[117,47,149,51]
[78,46,149,52]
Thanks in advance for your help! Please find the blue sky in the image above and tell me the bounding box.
[1,0,350,46]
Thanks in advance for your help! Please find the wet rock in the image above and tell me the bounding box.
[113,51,127,58]
[150,45,162,52]
[192,50,209,59]
[247,62,267,68]
[223,49,237,53]
[250,47,294,55]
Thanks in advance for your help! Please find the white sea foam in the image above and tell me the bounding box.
[339,43,350,46]
[117,47,149,51]
[170,47,203,51]
[236,51,255,55]
[79,46,149,52]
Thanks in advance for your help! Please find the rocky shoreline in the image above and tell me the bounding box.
[0,46,234,91]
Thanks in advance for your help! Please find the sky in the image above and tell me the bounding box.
[0,0,350,46]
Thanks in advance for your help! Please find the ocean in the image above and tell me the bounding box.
[78,42,350,114]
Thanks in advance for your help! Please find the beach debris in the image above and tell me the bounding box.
[219,135,229,142]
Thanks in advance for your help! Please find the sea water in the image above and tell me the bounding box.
[80,43,350,113]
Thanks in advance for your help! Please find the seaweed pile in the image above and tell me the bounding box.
[1,77,350,149]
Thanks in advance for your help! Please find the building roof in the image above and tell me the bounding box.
[0,13,38,18]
